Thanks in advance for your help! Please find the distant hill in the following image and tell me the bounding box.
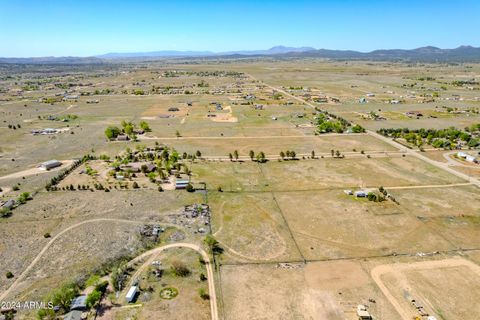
[0,56,104,64]
[97,50,214,58]
[1,45,479,64]
[97,46,316,58]
[279,45,480,62]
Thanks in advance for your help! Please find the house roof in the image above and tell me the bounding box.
[64,310,82,320]
[70,295,87,310]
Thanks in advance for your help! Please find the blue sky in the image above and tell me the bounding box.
[1,0,479,57]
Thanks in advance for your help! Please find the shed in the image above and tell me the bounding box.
[175,179,190,189]
[356,305,372,320]
[117,135,129,141]
[40,160,62,170]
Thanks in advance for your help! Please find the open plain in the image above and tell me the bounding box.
[0,59,479,320]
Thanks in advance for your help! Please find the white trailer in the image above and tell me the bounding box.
[126,286,138,303]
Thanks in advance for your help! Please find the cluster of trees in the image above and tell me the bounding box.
[105,120,152,140]
[279,150,296,160]
[378,125,480,149]
[228,150,240,161]
[315,109,365,134]
[7,124,21,130]
[46,155,94,191]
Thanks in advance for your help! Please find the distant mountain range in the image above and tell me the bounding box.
[1,45,480,64]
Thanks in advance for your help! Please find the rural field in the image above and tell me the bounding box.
[0,58,479,320]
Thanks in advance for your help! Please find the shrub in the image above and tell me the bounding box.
[185,183,195,192]
[198,288,209,300]
[171,260,190,277]
[6,271,14,279]
[0,208,12,218]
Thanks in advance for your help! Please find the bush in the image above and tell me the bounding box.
[17,192,31,204]
[185,183,194,192]
[86,289,102,308]
[198,288,210,300]
[171,260,190,277]
[44,233,51,238]
[6,271,14,279]
[0,208,12,218]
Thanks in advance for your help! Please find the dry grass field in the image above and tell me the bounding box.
[1,59,479,320]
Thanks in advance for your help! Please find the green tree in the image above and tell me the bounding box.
[124,123,134,136]
[105,126,120,139]
[86,290,102,308]
[204,235,223,255]
[279,151,285,159]
[49,282,79,311]
[17,192,31,204]
[249,150,254,161]
[139,120,151,132]
[233,150,239,161]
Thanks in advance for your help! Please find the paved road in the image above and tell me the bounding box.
[368,130,480,187]
[126,243,218,320]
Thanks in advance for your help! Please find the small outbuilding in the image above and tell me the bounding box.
[1,199,16,209]
[40,160,62,170]
[354,191,367,198]
[175,179,190,189]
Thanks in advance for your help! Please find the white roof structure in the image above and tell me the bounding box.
[126,286,138,302]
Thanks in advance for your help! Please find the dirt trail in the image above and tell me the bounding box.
[0,218,176,301]
[386,182,473,190]
[139,133,363,140]
[125,243,218,320]
[371,257,480,320]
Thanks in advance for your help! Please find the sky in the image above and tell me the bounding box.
[1,0,479,57]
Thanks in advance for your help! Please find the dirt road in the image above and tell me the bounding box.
[0,218,176,301]
[0,160,74,181]
[371,257,480,320]
[125,243,218,320]
[368,130,480,187]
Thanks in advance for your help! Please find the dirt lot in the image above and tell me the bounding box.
[221,260,401,320]
[371,257,480,320]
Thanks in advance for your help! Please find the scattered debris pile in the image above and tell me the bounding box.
[139,224,165,241]
[165,204,210,233]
